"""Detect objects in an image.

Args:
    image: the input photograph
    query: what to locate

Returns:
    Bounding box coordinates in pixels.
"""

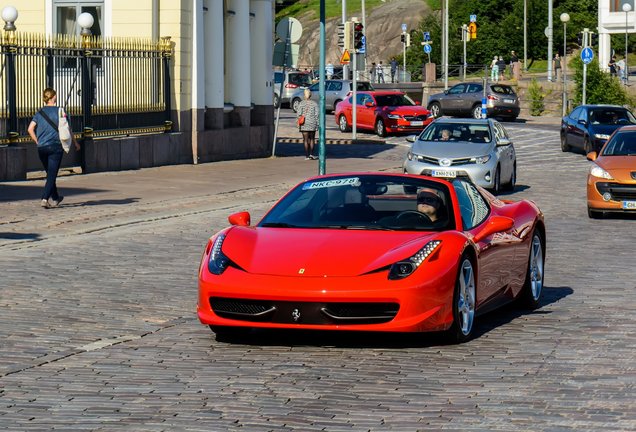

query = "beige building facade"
[4,0,275,166]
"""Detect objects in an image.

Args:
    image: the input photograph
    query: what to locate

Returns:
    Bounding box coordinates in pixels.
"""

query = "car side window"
[449,84,466,94]
[452,179,490,230]
[579,109,588,123]
[356,94,365,105]
[310,83,319,91]
[569,107,582,120]
[493,122,509,141]
[467,84,482,93]
[330,81,342,91]
[362,94,374,105]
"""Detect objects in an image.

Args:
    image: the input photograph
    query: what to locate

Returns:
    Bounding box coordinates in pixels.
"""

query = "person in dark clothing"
[609,55,618,76]
[496,56,506,81]
[27,88,80,208]
[390,59,398,83]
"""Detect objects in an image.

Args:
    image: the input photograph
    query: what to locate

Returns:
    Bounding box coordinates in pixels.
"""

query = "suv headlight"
[589,163,613,179]
[389,240,441,280]
[387,114,402,119]
[594,133,610,140]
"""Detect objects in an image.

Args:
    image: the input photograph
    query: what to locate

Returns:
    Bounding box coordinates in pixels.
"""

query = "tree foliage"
[571,57,633,106]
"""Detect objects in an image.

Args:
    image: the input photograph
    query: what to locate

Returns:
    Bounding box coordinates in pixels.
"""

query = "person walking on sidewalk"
[377,61,386,83]
[27,88,80,208]
[296,88,319,160]
[490,56,499,82]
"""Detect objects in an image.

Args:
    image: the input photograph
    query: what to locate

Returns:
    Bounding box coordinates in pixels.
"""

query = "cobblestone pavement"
[1,116,635,431]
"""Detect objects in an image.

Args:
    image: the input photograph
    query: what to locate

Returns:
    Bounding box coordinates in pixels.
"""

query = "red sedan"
[335,91,433,137]
[198,173,546,344]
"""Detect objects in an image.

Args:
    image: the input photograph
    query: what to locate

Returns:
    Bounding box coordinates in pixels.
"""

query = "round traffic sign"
[276,17,302,43]
[424,44,431,54]
[581,47,594,64]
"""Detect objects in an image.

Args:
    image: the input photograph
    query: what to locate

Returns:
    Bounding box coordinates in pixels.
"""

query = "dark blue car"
[560,105,636,154]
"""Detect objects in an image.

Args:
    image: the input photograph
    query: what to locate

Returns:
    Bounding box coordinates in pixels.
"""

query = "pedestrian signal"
[468,22,477,40]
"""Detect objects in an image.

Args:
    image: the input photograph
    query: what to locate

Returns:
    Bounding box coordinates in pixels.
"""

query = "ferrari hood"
[222,227,439,277]
[412,140,493,160]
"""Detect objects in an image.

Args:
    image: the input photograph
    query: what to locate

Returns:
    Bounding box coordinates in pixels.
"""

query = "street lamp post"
[560,13,570,116]
[623,3,631,85]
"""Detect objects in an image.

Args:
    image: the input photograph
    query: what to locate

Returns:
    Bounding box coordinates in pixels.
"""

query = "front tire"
[583,136,593,155]
[375,118,387,137]
[338,114,350,132]
[428,102,441,118]
[503,163,516,191]
[446,256,477,343]
[560,132,570,152]
[518,231,545,310]
[491,165,501,194]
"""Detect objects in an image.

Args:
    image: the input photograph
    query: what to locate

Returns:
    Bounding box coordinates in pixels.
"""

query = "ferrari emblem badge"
[298,268,305,274]
[292,309,301,322]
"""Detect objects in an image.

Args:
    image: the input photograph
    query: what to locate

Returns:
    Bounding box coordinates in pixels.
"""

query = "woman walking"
[27,88,79,208]
[490,56,499,82]
[296,88,320,160]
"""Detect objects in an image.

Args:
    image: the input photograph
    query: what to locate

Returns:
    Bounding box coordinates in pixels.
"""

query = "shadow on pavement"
[0,232,41,241]
[63,198,140,207]
[0,184,109,203]
[275,142,399,159]
[209,285,573,349]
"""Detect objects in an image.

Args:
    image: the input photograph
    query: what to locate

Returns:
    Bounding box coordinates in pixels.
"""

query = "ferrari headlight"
[473,155,491,164]
[388,240,441,280]
[594,133,610,140]
[208,233,230,275]
[387,114,402,119]
[589,163,614,180]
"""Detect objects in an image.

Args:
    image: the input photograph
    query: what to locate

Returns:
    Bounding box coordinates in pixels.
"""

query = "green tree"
[571,57,633,106]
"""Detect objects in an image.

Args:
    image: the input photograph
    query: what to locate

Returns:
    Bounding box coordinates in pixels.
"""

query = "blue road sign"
[423,31,430,41]
[424,44,431,54]
[359,35,366,54]
[470,14,477,23]
[581,47,594,64]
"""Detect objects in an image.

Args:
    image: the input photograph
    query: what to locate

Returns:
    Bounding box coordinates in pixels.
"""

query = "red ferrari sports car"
[198,173,545,343]
[334,91,433,137]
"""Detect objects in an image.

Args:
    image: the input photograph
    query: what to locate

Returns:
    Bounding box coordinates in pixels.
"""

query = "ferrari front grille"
[595,182,636,201]
[210,297,399,325]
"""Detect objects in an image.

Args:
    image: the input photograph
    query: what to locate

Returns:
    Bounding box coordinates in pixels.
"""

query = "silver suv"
[290,80,375,113]
[273,71,312,108]
[427,82,520,121]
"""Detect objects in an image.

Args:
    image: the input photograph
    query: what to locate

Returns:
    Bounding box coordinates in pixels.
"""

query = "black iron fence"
[0,31,173,145]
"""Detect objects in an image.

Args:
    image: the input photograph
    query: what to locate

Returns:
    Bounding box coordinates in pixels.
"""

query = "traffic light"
[401,34,405,43]
[353,21,364,51]
[406,33,411,47]
[468,22,477,40]
[577,32,583,46]
[591,32,598,46]
[337,23,345,48]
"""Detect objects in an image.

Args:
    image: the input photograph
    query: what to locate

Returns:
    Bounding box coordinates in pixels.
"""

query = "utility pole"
[547,0,553,82]
[462,24,468,81]
[583,29,589,105]
[342,0,348,80]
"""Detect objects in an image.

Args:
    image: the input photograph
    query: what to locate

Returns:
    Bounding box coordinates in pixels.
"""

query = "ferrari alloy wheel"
[448,256,476,343]
[471,104,483,119]
[375,118,387,137]
[338,115,350,132]
[560,132,570,152]
[519,231,545,309]
[428,102,441,118]
[292,98,301,113]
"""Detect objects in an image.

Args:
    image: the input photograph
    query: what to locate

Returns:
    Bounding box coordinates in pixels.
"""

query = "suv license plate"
[621,200,636,209]
[432,170,457,178]
[410,121,423,126]
[504,98,515,103]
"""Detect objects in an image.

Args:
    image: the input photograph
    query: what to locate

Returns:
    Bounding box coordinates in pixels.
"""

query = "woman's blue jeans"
[37,145,63,201]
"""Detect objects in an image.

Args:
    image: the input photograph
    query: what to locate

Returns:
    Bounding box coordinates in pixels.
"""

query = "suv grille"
[595,182,636,201]
[415,155,474,166]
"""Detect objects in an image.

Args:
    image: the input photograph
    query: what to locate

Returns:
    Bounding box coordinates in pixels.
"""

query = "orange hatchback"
[586,126,636,218]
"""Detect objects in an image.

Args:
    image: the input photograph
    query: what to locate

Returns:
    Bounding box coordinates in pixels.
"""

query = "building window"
[610,0,632,12]
[54,1,103,37]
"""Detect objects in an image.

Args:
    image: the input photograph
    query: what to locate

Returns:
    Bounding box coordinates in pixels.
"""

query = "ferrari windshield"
[259,175,454,231]
[602,131,636,156]
[375,94,416,107]
[419,122,492,143]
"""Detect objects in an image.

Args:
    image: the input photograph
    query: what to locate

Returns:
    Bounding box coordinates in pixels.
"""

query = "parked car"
[586,126,636,218]
[560,104,636,154]
[197,172,546,344]
[273,70,312,107]
[403,118,516,194]
[427,82,520,121]
[335,91,433,137]
[290,80,375,113]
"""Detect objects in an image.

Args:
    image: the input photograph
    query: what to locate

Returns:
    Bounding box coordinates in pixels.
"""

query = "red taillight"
[285,83,299,88]
[487,95,499,101]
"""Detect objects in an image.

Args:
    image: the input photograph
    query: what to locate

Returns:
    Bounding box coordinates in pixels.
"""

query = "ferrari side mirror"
[472,216,514,243]
[228,211,251,226]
